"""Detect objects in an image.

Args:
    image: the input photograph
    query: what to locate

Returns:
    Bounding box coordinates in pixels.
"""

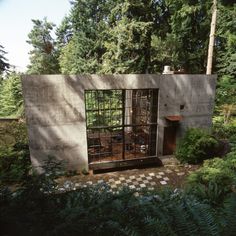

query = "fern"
[221,193,236,235]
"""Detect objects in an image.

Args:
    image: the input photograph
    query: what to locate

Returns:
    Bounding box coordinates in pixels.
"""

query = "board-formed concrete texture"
[21,74,216,172]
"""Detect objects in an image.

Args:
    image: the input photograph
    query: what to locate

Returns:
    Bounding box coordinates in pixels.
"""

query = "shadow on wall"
[21,74,216,172]
[22,74,163,172]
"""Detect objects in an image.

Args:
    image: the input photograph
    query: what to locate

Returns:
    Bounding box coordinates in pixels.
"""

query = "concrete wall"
[21,74,216,171]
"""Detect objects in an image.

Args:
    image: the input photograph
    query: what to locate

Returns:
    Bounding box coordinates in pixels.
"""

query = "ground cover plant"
[187,151,236,206]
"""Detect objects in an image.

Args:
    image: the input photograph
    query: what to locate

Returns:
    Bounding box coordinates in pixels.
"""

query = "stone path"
[56,162,199,192]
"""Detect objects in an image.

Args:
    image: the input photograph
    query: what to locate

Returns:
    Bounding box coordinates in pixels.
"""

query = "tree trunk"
[206,0,217,75]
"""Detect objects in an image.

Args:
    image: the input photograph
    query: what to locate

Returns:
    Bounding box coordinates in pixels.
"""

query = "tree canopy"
[25,0,235,77]
[0,0,235,118]
[27,18,60,74]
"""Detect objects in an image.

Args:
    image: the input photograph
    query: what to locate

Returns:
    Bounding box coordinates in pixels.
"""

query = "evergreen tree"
[55,16,72,52]
[165,0,212,73]
[216,2,236,78]
[215,2,236,121]
[0,44,10,74]
[0,72,23,117]
[27,18,60,74]
[101,0,154,73]
[59,0,115,74]
[59,33,99,74]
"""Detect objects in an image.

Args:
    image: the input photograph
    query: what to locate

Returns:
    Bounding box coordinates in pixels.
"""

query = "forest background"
[0,0,235,123]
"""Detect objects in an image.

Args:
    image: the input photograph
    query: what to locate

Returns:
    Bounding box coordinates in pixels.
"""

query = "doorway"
[163,126,177,155]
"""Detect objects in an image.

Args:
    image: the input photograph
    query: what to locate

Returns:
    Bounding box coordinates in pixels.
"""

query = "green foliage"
[214,76,236,124]
[212,118,236,139]
[56,0,216,74]
[0,180,227,236]
[27,18,60,74]
[85,90,122,128]
[221,194,236,236]
[23,1,235,77]
[59,0,114,74]
[0,121,30,184]
[175,128,219,164]
[0,44,10,74]
[165,0,212,73]
[187,153,236,205]
[102,0,154,73]
[216,3,236,78]
[212,117,236,152]
[214,3,236,121]
[0,72,23,117]
[59,33,99,74]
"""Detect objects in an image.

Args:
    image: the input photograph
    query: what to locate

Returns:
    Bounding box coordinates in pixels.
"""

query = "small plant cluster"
[0,121,30,184]
[187,151,236,205]
[175,128,219,164]
[212,120,236,151]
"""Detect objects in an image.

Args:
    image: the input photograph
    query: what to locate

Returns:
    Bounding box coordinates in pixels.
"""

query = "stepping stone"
[129,185,135,189]
[86,181,93,185]
[156,175,162,179]
[150,182,156,186]
[160,181,167,185]
[140,183,146,188]
[143,180,149,184]
[115,180,121,184]
[119,177,125,181]
[149,173,155,176]
[165,169,173,173]
[108,178,115,182]
[137,178,142,181]
[139,174,145,177]
[163,177,169,181]
[75,183,81,187]
[148,187,154,191]
[158,172,165,175]
[133,181,139,185]
[126,179,132,183]
[97,180,104,183]
[146,176,152,180]
[177,172,185,176]
[130,176,136,179]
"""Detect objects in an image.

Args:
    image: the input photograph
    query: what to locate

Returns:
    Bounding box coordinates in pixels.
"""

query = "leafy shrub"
[0,182,224,236]
[175,128,219,164]
[0,121,30,184]
[1,154,236,236]
[212,119,236,140]
[187,153,236,205]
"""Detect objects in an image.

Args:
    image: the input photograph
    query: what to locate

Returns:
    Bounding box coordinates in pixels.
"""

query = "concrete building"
[21,74,216,172]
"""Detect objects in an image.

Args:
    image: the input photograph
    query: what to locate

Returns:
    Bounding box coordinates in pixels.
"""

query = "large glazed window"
[85,89,158,164]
